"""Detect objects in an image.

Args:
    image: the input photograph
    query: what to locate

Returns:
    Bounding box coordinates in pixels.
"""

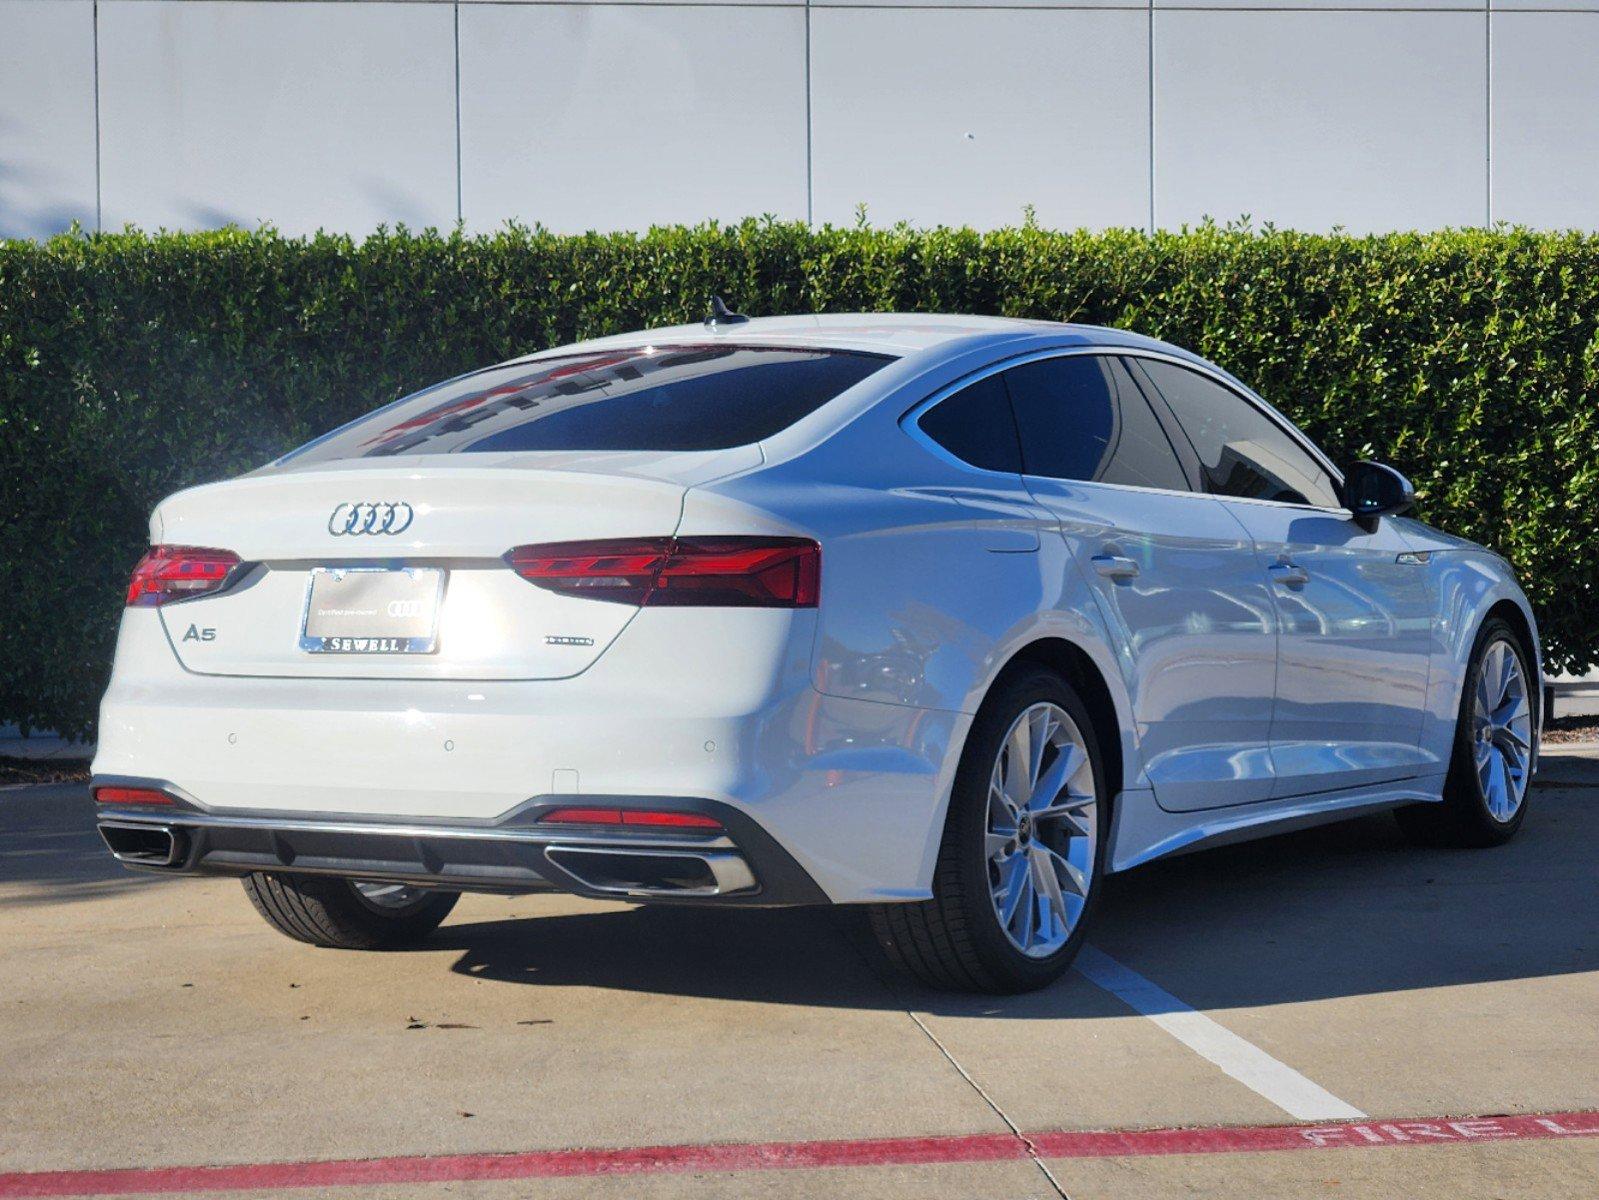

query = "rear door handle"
[1092,554,1140,580]
[1268,562,1309,587]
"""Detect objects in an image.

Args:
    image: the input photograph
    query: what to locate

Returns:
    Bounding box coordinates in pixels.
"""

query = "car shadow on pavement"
[0,783,178,907]
[429,778,1599,1020]
[8,774,1596,1020]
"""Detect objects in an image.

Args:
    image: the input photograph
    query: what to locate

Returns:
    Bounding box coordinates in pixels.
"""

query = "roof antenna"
[704,295,750,327]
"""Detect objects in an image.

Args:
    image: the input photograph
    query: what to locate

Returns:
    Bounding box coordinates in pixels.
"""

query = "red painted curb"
[3,1112,1596,1197]
[1029,1112,1599,1158]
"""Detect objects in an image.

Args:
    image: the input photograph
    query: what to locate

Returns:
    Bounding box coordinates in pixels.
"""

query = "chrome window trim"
[900,345,1349,513]
[1209,492,1352,518]
[898,362,1027,482]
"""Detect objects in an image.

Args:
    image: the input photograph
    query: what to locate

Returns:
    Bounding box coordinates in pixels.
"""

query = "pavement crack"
[830,912,1070,1199]
[903,1007,1072,1200]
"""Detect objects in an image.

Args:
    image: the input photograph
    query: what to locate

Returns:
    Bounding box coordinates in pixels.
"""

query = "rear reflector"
[506,537,818,608]
[620,810,726,830]
[538,806,724,831]
[93,786,174,806]
[538,806,623,826]
[126,545,241,607]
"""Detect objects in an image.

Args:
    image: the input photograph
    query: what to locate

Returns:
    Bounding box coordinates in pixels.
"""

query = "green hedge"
[2,221,1596,741]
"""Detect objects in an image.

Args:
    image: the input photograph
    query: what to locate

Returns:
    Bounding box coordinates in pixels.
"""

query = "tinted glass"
[1136,361,1340,508]
[280,344,893,463]
[917,374,1022,472]
[1004,355,1189,491]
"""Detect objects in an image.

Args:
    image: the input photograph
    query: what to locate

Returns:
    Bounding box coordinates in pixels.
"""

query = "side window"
[916,374,1022,473]
[1003,355,1190,492]
[1135,360,1341,509]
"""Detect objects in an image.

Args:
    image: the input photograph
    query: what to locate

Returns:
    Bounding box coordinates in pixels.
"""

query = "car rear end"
[90,339,894,907]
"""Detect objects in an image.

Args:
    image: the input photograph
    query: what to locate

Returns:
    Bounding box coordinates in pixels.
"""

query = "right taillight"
[506,537,819,608]
[125,545,241,607]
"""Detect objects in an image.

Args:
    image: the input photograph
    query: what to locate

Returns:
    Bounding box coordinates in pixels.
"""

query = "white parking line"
[1076,945,1366,1122]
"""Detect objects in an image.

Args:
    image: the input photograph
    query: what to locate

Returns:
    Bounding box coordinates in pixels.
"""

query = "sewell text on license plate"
[299,567,445,654]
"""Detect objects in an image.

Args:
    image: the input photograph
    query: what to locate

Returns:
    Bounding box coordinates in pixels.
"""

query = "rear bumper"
[93,781,829,906]
[92,607,969,902]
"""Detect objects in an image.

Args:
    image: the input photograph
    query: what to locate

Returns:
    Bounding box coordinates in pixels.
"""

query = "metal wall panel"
[459,3,807,232]
[814,0,1136,9]
[810,8,1150,229]
[98,0,457,235]
[1154,10,1487,233]
[1491,12,1599,229]
[0,0,97,238]
[462,0,792,6]
[1156,0,1467,10]
[1492,0,1598,12]
[6,0,1599,237]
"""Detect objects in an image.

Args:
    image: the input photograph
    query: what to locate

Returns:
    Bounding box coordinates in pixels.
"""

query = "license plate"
[299,568,445,654]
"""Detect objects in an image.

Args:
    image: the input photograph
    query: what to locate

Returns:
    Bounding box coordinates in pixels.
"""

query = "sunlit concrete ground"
[2,753,1595,1198]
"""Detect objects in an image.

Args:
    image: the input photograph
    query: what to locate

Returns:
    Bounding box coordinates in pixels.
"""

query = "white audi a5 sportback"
[92,311,1541,993]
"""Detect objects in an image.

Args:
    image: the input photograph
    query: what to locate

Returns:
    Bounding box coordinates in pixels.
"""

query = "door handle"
[1268,562,1309,587]
[1092,554,1140,580]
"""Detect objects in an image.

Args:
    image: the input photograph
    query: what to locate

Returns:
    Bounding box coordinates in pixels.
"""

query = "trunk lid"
[151,449,758,680]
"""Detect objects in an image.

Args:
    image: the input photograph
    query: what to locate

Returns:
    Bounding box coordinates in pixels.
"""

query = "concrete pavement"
[2,754,1595,1198]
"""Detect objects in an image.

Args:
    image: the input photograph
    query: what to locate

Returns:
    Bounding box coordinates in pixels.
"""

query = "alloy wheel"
[985,702,1098,958]
[1471,638,1533,822]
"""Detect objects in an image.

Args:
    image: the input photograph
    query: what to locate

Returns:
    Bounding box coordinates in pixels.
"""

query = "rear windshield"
[279,343,894,463]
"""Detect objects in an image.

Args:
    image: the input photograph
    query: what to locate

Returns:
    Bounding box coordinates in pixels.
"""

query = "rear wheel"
[242,873,459,949]
[1395,617,1535,848]
[869,668,1108,993]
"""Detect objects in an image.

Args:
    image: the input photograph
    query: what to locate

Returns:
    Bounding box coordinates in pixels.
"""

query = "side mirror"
[1341,461,1415,531]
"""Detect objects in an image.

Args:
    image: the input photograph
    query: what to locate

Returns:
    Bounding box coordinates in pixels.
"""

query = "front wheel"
[1395,617,1535,848]
[870,667,1108,993]
[242,873,459,949]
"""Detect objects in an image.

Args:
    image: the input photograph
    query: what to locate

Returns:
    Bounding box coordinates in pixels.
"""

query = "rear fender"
[683,472,1139,894]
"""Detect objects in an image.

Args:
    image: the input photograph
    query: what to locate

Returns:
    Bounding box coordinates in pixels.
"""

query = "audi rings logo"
[327,501,415,537]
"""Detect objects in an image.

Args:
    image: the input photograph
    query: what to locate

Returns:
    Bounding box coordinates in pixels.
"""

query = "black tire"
[1395,617,1535,849]
[869,667,1110,993]
[242,873,459,949]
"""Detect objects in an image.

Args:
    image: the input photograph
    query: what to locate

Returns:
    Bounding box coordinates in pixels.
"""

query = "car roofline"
[481,315,1209,366]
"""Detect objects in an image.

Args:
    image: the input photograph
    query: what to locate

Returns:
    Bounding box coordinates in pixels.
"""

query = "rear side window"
[916,374,1022,473]
[1134,360,1341,508]
[1004,355,1190,492]
[279,344,893,463]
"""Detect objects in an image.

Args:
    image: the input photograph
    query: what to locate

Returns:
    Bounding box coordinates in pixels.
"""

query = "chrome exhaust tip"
[544,846,757,898]
[98,821,186,868]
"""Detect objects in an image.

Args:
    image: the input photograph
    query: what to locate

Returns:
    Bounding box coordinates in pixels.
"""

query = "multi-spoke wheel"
[1397,618,1536,848]
[985,703,1098,959]
[242,873,459,949]
[1469,637,1534,821]
[870,667,1107,992]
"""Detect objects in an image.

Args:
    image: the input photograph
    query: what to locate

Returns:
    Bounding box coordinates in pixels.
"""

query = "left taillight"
[125,545,241,607]
[505,537,819,608]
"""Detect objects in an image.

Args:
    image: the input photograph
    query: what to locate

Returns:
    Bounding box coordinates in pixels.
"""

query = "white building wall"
[97,1,459,233]
[458,4,810,230]
[0,1,98,236]
[1,0,1597,239]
